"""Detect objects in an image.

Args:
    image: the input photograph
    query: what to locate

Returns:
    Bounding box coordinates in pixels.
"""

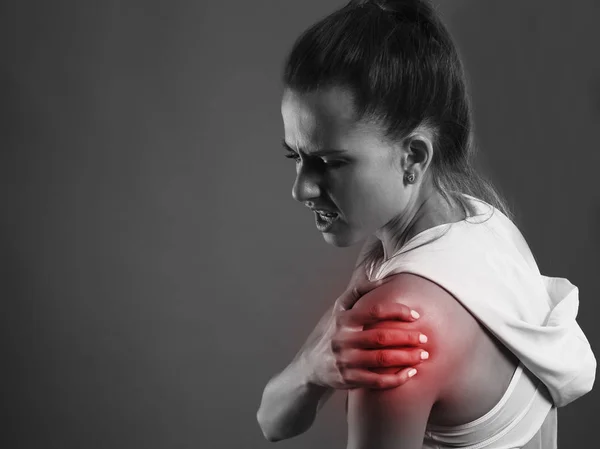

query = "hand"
[298,274,427,391]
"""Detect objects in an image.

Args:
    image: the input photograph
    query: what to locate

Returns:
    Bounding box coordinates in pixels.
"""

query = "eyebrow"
[281,139,348,157]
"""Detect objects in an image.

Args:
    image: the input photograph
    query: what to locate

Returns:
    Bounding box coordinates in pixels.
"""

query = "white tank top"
[423,362,556,448]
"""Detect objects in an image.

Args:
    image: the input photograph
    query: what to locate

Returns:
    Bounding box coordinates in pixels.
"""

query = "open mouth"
[314,210,340,231]
[316,210,338,219]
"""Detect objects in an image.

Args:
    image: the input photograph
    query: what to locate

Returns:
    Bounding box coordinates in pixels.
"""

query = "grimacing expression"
[281,86,413,247]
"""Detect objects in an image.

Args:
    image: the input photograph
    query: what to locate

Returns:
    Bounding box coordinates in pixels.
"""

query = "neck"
[374,188,464,261]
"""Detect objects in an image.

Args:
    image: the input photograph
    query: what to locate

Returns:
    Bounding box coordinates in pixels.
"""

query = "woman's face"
[281,86,412,247]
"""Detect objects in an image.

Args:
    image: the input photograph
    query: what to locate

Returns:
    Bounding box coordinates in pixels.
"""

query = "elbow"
[260,430,283,443]
[256,409,311,442]
[256,409,285,443]
[263,434,284,443]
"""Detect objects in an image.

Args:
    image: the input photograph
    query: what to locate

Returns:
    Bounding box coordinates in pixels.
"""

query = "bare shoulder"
[352,272,520,425]
[352,272,484,396]
[345,272,486,448]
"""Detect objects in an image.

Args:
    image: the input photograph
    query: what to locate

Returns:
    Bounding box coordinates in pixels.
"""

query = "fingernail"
[421,351,429,360]
[419,334,428,343]
[411,310,420,319]
[408,368,417,377]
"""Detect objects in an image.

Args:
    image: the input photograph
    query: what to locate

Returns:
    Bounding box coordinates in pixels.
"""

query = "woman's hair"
[282,0,514,270]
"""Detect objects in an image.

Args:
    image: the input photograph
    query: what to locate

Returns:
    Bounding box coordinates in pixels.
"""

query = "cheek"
[333,177,397,226]
[351,172,402,213]
[331,174,373,214]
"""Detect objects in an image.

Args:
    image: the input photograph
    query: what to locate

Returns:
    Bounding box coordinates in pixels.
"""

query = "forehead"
[281,86,363,148]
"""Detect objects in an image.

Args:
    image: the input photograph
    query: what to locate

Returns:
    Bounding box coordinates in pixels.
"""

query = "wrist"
[293,353,323,391]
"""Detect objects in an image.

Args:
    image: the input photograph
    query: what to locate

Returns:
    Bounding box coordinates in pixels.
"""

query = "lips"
[308,206,337,214]
[314,210,338,217]
[314,209,340,232]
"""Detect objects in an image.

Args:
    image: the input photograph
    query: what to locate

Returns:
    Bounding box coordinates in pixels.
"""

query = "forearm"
[257,357,332,442]
[257,237,374,442]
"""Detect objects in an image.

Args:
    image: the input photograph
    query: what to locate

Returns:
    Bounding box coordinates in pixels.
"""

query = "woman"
[257,1,596,448]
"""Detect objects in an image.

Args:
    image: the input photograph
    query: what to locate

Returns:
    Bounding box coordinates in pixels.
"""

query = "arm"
[256,354,333,442]
[257,293,423,442]
[257,238,420,442]
[256,301,337,442]
[257,237,379,441]
[347,375,436,449]
[346,273,471,449]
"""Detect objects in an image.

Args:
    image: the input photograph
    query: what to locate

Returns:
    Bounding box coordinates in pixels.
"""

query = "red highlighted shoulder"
[352,273,479,391]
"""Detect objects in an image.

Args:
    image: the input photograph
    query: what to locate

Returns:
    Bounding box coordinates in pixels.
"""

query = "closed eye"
[284,151,301,162]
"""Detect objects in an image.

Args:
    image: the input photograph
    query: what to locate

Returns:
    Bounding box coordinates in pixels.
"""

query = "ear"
[403,131,434,180]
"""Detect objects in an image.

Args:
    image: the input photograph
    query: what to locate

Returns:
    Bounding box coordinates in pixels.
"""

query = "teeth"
[317,211,337,218]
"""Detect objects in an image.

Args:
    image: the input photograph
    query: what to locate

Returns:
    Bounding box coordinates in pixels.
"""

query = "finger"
[341,348,427,369]
[342,366,418,390]
[338,302,419,327]
[341,328,427,349]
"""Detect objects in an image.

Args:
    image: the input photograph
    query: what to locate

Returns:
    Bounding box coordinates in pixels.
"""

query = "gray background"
[1,0,598,448]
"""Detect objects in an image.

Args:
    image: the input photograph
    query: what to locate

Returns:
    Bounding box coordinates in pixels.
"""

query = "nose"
[291,165,322,203]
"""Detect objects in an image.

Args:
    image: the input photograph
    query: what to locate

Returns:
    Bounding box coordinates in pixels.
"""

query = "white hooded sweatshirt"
[365,194,596,408]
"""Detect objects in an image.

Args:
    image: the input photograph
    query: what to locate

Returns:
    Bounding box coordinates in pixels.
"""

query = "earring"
[405,172,416,184]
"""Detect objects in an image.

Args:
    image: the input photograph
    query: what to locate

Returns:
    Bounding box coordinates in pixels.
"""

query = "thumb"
[335,287,362,311]
[336,277,388,311]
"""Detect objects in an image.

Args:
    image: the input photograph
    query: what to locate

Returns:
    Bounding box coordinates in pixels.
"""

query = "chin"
[322,230,361,247]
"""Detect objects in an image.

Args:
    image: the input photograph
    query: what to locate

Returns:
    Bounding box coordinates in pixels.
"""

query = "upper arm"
[346,273,477,449]
[347,376,435,449]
